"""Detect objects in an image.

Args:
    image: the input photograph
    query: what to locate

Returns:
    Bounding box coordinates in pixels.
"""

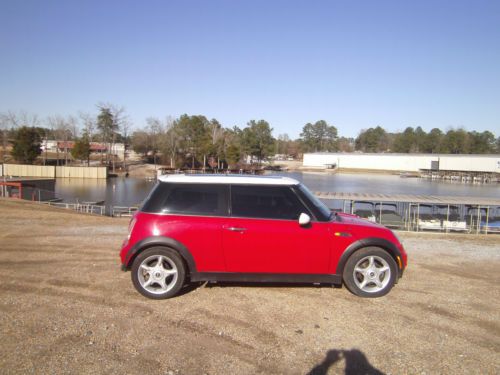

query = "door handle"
[226,227,247,232]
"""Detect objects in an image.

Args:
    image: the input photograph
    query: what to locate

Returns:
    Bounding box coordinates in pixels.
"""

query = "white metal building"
[302,153,500,173]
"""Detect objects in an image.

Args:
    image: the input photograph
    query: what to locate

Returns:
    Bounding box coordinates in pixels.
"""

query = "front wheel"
[131,247,186,299]
[343,247,397,298]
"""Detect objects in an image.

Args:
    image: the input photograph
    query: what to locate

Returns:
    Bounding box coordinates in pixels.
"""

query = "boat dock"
[314,192,500,206]
[0,177,56,201]
[315,191,500,234]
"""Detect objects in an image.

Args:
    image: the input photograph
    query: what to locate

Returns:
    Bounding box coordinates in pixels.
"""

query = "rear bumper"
[119,239,132,271]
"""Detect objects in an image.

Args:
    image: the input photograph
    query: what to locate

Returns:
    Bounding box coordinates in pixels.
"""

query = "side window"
[141,183,228,216]
[162,184,228,216]
[231,185,309,220]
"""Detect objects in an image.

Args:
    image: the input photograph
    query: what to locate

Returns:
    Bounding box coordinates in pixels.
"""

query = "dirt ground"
[0,199,499,375]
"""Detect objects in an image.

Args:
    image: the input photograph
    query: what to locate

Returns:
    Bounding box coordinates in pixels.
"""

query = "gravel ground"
[0,199,499,375]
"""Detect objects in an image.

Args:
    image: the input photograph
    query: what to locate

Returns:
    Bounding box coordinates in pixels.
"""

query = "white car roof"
[157,174,300,185]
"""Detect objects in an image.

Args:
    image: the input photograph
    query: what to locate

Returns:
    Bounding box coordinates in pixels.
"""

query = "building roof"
[304,152,500,158]
[158,174,300,185]
[56,141,107,151]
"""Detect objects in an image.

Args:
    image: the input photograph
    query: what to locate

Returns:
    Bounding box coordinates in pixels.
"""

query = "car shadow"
[176,281,205,297]
[307,349,384,375]
[202,281,343,289]
[174,281,343,298]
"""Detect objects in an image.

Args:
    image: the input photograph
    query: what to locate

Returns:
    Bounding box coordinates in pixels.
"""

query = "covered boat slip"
[315,191,500,234]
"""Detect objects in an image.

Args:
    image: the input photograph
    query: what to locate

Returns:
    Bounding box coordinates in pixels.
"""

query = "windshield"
[298,183,332,220]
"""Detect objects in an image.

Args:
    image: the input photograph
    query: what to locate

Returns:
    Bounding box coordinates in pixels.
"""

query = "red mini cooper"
[120,175,407,299]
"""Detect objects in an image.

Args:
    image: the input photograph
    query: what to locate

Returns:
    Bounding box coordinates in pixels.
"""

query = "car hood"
[334,212,386,229]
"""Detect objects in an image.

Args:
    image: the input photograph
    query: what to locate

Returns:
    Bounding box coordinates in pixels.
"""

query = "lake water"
[54,172,500,208]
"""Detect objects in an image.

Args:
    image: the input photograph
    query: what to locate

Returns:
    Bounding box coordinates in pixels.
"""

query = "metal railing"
[112,206,139,217]
[41,201,106,215]
[1,184,59,203]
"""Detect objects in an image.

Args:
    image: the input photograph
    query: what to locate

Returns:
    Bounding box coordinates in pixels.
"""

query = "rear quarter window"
[141,183,228,216]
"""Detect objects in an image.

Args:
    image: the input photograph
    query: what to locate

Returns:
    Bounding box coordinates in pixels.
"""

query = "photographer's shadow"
[308,348,384,375]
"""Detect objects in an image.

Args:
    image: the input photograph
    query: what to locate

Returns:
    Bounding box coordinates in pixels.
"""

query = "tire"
[342,247,397,298]
[131,247,186,299]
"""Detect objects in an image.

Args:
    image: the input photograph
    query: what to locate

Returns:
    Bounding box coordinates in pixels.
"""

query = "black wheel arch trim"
[336,237,403,277]
[124,236,197,273]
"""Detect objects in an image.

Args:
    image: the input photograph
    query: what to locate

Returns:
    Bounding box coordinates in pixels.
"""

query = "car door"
[222,185,331,274]
[151,183,229,272]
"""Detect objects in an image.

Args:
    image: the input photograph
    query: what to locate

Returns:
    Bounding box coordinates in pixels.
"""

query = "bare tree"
[6,110,40,128]
[96,103,127,173]
[79,112,96,140]
[163,116,180,168]
[121,117,131,172]
[47,115,75,166]
[67,115,78,136]
[209,119,224,146]
[275,133,290,155]
[208,119,225,168]
[137,116,181,169]
[0,113,9,163]
[146,117,163,170]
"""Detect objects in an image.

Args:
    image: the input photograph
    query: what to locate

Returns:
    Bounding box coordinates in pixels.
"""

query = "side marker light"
[334,232,352,237]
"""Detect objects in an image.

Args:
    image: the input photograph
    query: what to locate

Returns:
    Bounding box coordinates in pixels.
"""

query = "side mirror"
[299,213,311,226]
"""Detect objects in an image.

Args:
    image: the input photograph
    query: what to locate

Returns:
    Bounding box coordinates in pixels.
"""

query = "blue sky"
[1,0,499,138]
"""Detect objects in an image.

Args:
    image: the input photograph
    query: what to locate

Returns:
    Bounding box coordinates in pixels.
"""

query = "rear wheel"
[131,247,186,299]
[343,247,397,298]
